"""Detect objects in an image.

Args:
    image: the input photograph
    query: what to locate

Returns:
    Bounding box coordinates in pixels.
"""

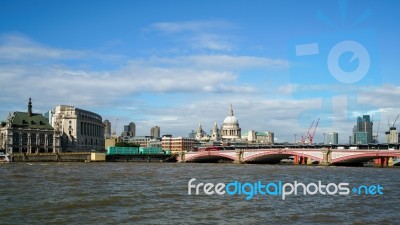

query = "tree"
[115,142,140,147]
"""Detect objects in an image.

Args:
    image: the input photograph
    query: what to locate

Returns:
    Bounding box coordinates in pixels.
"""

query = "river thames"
[0,163,399,224]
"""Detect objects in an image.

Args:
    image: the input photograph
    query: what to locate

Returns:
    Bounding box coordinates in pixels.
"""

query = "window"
[31,134,36,145]
[22,133,28,145]
[13,133,19,144]
[39,134,45,145]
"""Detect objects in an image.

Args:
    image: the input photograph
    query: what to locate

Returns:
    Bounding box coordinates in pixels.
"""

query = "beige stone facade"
[52,105,104,152]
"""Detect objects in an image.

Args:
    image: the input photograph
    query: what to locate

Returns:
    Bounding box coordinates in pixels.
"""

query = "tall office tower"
[353,115,373,144]
[150,126,160,138]
[123,122,136,137]
[103,120,111,138]
[326,132,339,144]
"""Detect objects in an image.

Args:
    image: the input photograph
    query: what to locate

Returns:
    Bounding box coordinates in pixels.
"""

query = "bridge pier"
[321,148,332,166]
[178,151,185,163]
[234,149,244,164]
[388,157,394,166]
[293,155,299,165]
[374,157,393,167]
[294,156,310,165]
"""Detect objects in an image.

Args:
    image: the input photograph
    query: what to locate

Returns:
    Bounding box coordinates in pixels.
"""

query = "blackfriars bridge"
[178,145,400,166]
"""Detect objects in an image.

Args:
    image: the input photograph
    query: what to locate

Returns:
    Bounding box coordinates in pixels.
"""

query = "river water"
[0,163,399,224]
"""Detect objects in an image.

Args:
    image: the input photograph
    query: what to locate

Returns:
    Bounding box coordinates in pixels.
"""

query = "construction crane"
[308,118,320,144]
[387,114,400,131]
[301,120,315,144]
[112,118,118,136]
[392,114,399,128]
[373,121,380,143]
[385,114,399,143]
[300,119,319,144]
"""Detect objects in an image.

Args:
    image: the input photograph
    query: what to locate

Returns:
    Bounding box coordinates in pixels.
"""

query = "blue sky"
[1,0,400,143]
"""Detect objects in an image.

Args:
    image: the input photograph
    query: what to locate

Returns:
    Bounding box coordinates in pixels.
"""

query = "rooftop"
[10,112,53,130]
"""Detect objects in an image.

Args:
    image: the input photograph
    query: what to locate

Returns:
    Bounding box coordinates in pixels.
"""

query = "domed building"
[221,104,241,140]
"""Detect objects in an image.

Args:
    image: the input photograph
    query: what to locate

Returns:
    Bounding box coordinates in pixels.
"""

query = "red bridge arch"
[333,152,400,164]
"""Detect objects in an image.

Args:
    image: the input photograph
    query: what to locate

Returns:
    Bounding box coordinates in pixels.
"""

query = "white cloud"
[277,84,293,95]
[0,34,125,63]
[0,34,86,61]
[189,34,233,51]
[146,54,288,70]
[1,34,289,116]
[150,20,235,34]
[149,20,237,52]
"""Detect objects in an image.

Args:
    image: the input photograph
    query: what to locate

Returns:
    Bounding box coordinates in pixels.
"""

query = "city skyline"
[1,0,400,142]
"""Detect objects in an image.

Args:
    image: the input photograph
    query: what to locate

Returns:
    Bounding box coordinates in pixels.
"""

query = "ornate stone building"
[51,105,105,152]
[0,98,61,154]
[210,122,221,141]
[194,123,210,141]
[221,104,241,140]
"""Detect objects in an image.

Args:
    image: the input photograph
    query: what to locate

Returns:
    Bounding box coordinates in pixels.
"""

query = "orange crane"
[308,118,320,144]
[301,120,315,144]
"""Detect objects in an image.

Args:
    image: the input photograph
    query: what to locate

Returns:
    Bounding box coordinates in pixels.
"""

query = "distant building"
[162,136,194,153]
[246,130,274,144]
[188,130,195,139]
[121,136,153,147]
[150,126,160,138]
[52,105,104,151]
[385,127,398,144]
[326,132,339,144]
[148,138,162,148]
[221,104,241,140]
[43,110,54,124]
[210,122,221,141]
[352,115,373,144]
[103,120,111,138]
[105,137,117,149]
[256,131,274,144]
[0,98,61,154]
[194,123,210,141]
[122,122,136,137]
[353,132,367,144]
[244,130,255,142]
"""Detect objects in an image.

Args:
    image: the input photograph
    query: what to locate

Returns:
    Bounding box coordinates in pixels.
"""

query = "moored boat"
[0,153,10,163]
